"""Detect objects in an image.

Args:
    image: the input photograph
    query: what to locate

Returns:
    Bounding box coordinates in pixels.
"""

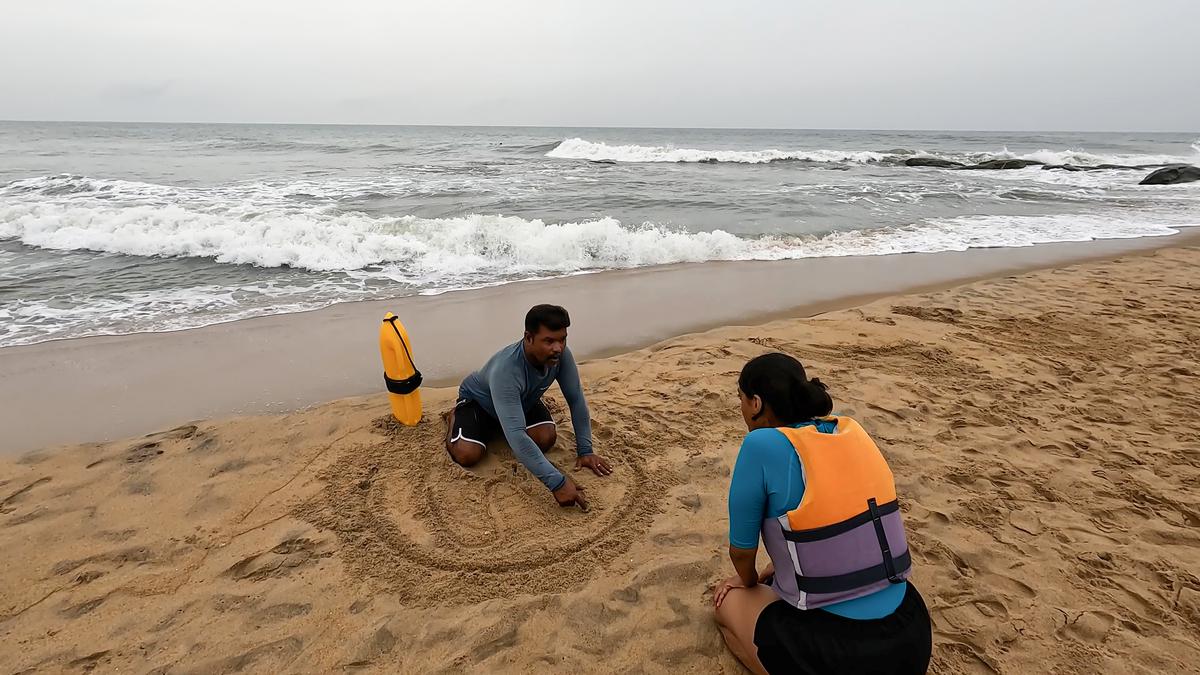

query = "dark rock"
[1139,165,1200,185]
[1042,164,1084,172]
[904,157,963,168]
[964,159,1044,170]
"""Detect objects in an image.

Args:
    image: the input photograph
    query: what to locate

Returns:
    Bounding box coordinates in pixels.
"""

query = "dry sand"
[3,246,1200,673]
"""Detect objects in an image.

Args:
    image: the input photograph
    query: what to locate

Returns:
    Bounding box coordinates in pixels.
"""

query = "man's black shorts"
[449,397,554,449]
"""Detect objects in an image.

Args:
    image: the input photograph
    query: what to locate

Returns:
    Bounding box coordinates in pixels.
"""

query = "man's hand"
[553,475,589,511]
[575,453,612,477]
[713,575,747,609]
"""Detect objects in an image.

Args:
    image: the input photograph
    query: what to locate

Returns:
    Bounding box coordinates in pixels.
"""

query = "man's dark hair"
[525,304,571,334]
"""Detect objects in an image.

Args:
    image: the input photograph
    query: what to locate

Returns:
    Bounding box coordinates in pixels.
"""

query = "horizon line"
[2,118,1197,136]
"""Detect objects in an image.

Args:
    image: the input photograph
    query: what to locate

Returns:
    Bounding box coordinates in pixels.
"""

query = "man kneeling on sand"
[445,304,611,508]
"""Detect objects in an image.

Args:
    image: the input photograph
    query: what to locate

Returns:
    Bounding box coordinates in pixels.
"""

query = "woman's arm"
[714,544,760,608]
[729,545,759,587]
[720,430,773,597]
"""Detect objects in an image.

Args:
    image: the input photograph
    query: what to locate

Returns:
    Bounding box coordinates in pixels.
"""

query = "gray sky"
[3,0,1198,131]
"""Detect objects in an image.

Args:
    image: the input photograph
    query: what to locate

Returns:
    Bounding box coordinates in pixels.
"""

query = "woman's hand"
[713,575,747,609]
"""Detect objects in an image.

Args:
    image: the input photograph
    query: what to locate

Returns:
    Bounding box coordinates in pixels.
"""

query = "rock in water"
[1139,165,1200,185]
[965,159,1044,170]
[904,157,964,168]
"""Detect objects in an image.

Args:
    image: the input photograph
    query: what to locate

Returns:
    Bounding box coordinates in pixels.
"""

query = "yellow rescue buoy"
[379,312,422,425]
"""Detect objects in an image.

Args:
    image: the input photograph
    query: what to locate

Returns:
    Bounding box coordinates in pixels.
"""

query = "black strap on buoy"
[383,316,423,394]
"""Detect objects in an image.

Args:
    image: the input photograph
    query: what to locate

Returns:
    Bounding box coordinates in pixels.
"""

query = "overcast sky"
[3,1,1197,131]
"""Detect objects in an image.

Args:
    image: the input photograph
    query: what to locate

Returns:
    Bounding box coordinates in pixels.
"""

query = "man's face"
[525,325,567,367]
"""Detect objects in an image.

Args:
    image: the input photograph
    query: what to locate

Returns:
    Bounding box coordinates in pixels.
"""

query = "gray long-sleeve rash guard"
[458,341,593,491]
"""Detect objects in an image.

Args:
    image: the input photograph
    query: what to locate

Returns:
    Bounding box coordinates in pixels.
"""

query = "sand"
[3,246,1200,673]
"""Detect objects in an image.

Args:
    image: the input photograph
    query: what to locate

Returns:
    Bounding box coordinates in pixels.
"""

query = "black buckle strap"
[868,497,902,583]
[793,549,912,594]
[384,372,423,395]
[383,316,422,394]
[782,499,901,543]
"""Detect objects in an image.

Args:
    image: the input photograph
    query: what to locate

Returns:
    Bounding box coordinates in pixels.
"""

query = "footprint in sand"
[222,536,328,582]
[251,602,312,622]
[891,305,964,324]
[0,476,52,515]
[1057,609,1116,643]
[340,621,399,668]
[180,636,303,674]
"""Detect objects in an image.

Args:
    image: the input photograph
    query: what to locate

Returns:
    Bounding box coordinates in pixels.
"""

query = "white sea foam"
[547,138,1200,167]
[1,199,1187,282]
[546,138,888,164]
[987,147,1197,167]
[2,199,1191,347]
[3,167,1196,346]
[796,213,1183,257]
[0,282,362,347]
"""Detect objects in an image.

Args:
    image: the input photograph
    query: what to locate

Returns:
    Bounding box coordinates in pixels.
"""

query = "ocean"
[1,122,1197,347]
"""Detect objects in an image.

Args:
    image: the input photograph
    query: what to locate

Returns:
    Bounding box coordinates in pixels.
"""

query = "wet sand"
[2,230,1198,454]
[2,243,1199,673]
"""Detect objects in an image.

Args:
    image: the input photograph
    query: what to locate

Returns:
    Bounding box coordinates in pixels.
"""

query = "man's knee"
[448,441,484,467]
[527,423,557,452]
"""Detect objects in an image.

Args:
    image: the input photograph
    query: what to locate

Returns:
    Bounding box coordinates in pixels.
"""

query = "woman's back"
[728,421,907,620]
[713,352,931,675]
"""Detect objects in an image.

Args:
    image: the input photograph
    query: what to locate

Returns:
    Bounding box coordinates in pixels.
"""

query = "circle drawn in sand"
[296,407,669,606]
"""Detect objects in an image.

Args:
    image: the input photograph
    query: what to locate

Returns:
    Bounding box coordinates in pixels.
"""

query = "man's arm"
[556,347,593,457]
[491,376,566,492]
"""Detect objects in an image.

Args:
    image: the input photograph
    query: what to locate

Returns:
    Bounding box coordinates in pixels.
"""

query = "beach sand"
[3,246,1200,673]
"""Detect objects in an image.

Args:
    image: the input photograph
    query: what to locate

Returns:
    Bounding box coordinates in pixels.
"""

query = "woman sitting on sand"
[713,353,932,674]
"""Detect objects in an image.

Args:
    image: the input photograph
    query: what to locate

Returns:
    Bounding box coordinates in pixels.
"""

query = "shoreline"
[3,229,1199,454]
